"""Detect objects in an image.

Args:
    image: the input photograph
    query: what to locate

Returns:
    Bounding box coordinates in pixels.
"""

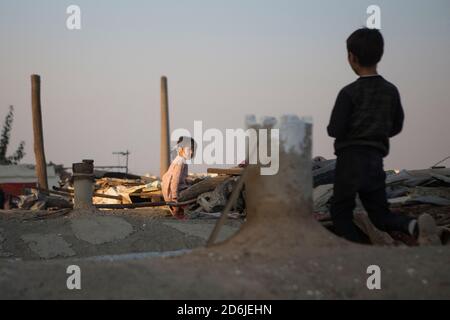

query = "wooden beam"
[207,167,244,176]
[52,187,123,201]
[95,198,196,209]
[31,75,48,190]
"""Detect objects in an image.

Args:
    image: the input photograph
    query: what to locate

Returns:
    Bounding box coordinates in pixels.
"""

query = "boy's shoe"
[417,214,441,246]
[173,213,188,220]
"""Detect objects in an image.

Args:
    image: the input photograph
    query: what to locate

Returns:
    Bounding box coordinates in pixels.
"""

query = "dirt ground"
[0,208,241,260]
[0,208,449,299]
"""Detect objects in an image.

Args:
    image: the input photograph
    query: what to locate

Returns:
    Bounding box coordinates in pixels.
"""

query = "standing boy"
[327,28,440,245]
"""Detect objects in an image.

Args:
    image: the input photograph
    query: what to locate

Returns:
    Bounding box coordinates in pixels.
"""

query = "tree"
[0,106,26,165]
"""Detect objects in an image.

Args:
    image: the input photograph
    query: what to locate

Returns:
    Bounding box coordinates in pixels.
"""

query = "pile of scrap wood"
[90,177,162,205]
[88,171,246,215]
[313,164,450,245]
[15,172,163,210]
[14,167,246,217]
[17,188,72,211]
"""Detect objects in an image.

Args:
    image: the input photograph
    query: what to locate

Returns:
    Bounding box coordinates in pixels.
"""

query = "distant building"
[0,164,58,198]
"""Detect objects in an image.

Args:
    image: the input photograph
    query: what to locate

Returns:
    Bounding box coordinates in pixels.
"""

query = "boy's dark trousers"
[330,146,413,243]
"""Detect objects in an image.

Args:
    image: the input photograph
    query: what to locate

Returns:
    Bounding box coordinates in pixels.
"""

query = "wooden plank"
[95,198,196,209]
[51,187,123,201]
[207,167,244,176]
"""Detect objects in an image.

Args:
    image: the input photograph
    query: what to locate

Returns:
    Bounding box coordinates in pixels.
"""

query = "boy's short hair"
[177,136,197,151]
[347,28,384,67]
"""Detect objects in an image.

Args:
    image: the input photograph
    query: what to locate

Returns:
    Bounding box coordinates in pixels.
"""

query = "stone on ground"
[21,233,75,259]
[71,216,134,245]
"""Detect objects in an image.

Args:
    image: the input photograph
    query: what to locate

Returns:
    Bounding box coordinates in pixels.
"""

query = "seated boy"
[161,136,196,219]
[327,28,440,245]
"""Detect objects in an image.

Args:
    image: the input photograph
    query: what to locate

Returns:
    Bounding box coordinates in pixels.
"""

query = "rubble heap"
[313,161,450,245]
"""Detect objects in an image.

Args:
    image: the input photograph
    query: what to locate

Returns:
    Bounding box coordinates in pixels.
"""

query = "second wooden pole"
[31,74,48,190]
[160,76,170,178]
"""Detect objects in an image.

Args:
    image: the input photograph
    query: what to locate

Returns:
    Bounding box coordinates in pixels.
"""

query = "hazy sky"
[1,0,449,175]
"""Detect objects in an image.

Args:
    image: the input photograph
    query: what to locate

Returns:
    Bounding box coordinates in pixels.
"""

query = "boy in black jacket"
[327,28,440,245]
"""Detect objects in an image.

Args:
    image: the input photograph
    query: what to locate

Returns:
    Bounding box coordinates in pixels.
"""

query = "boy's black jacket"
[327,75,404,157]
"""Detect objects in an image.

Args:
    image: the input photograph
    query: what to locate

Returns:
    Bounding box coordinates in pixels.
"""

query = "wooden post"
[31,75,48,190]
[160,76,170,178]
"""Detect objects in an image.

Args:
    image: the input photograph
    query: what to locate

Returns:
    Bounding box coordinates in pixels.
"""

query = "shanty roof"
[0,164,58,188]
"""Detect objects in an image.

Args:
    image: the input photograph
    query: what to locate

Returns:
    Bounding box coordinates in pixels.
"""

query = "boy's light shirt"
[173,155,187,165]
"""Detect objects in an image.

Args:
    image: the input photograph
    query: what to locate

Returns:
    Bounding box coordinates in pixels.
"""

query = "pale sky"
[1,0,449,175]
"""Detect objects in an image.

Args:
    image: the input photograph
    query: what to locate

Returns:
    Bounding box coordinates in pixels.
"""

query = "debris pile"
[13,169,161,210]
[91,177,162,205]
[181,173,245,219]
[313,160,450,245]
[14,167,246,219]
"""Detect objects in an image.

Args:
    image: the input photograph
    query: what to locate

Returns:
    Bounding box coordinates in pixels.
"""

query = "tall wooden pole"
[160,76,170,178]
[31,75,48,190]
